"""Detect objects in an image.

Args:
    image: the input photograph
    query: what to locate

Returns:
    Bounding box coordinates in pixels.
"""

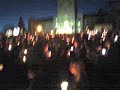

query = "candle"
[0,64,3,71]
[70,46,74,51]
[61,81,68,90]
[8,44,12,51]
[102,48,106,56]
[23,56,26,63]
[114,35,118,42]
[24,49,27,55]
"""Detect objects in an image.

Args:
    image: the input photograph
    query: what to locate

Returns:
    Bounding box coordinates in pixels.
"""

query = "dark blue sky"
[0,0,109,32]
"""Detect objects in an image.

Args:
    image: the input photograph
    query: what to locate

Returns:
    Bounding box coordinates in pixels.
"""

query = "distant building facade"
[28,0,120,34]
[28,17,54,34]
[28,0,83,34]
[55,0,75,34]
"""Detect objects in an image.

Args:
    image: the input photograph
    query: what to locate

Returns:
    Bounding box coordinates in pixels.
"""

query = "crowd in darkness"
[0,29,120,89]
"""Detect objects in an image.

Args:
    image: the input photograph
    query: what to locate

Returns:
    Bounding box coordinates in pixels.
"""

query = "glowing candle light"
[61,81,68,90]
[8,44,12,51]
[103,37,105,41]
[0,64,3,71]
[37,25,42,33]
[114,35,118,42]
[49,51,51,58]
[88,32,91,40]
[33,41,35,46]
[70,46,74,51]
[24,49,27,55]
[13,27,20,36]
[102,48,106,56]
[23,56,26,63]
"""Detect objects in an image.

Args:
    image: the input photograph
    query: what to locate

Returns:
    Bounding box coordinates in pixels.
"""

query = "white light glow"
[88,33,91,40]
[61,81,68,90]
[17,41,20,46]
[56,20,73,34]
[103,37,105,41]
[102,48,106,55]
[24,49,27,55]
[8,44,12,51]
[70,46,74,51]
[33,41,35,46]
[13,27,20,36]
[49,51,51,58]
[0,64,3,71]
[114,35,118,42]
[37,25,42,33]
[6,29,12,37]
[23,56,26,63]
[50,30,54,35]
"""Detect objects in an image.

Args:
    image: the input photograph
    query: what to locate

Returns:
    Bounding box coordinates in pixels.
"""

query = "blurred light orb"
[114,35,118,42]
[23,56,26,63]
[8,44,12,51]
[37,25,42,33]
[103,37,106,41]
[49,51,51,58]
[0,64,3,71]
[102,48,106,55]
[6,29,12,37]
[24,49,27,55]
[70,46,74,51]
[61,81,68,90]
[88,33,91,40]
[13,27,20,36]
[33,41,35,46]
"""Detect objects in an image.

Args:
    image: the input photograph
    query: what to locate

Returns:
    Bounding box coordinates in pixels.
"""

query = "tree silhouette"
[18,16,26,33]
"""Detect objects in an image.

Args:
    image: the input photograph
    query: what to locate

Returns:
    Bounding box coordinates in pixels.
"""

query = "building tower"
[108,0,120,12]
[107,0,120,31]
[56,0,76,34]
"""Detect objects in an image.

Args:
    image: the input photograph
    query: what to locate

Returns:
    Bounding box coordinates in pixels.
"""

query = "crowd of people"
[0,28,120,89]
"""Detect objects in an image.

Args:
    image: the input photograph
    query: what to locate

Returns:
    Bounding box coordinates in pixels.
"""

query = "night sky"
[0,0,109,32]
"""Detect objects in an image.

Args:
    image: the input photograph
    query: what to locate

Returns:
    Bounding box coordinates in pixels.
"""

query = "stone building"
[28,0,120,34]
[28,0,83,34]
